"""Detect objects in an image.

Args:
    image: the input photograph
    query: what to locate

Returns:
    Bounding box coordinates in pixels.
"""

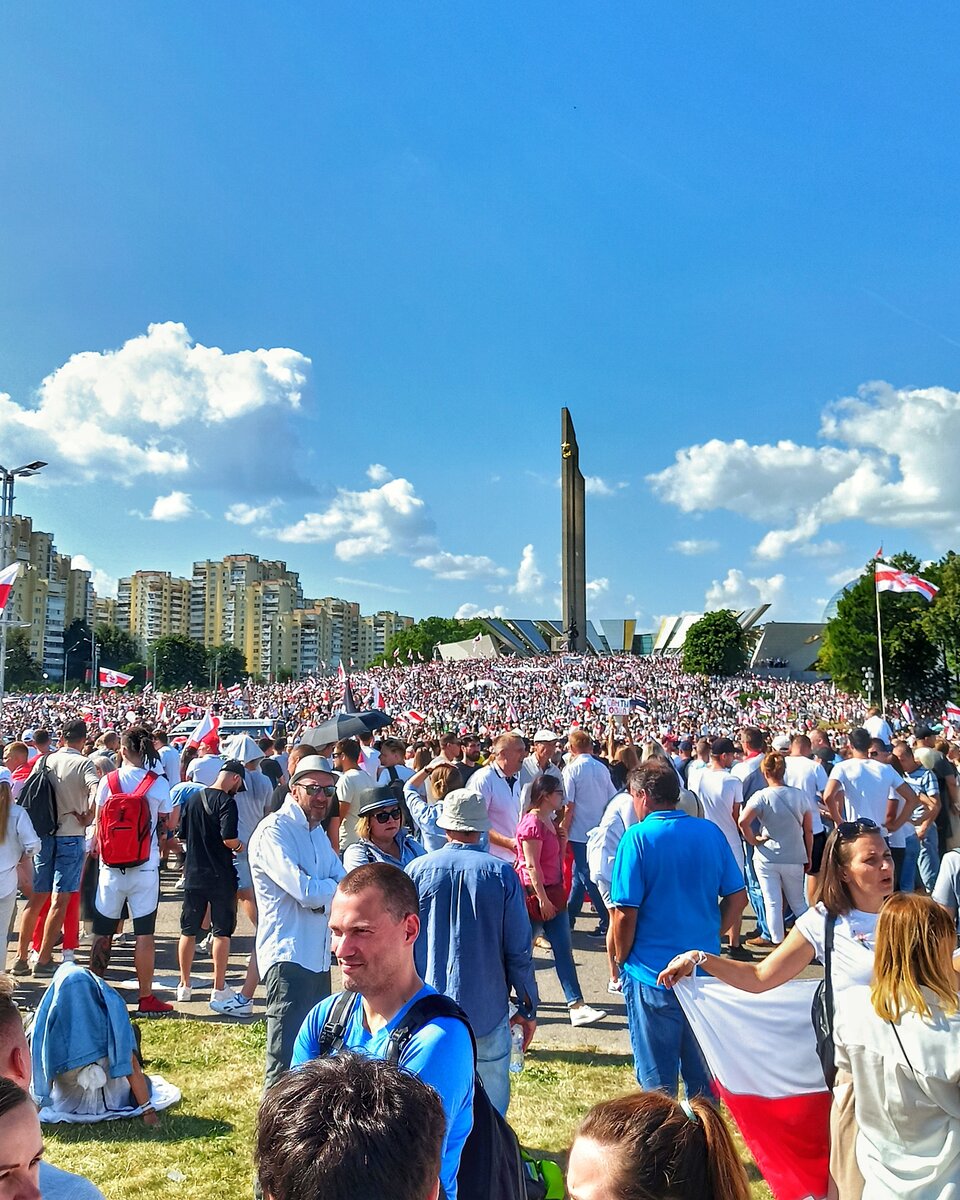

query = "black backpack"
[19,755,58,839]
[810,913,837,1088]
[317,991,535,1200]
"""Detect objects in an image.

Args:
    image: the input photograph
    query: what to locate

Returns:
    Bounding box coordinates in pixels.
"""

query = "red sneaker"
[137,994,174,1017]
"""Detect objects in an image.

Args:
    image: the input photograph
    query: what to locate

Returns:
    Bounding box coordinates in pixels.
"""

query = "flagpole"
[874,578,887,714]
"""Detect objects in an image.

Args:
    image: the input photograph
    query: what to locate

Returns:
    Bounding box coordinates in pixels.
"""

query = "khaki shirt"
[44,748,100,837]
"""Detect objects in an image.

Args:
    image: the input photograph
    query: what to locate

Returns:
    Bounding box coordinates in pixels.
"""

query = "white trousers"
[754,858,808,943]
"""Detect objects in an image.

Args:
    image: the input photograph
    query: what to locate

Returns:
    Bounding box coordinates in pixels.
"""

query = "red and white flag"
[0,561,20,613]
[337,659,347,682]
[944,703,960,724]
[875,564,939,602]
[98,667,133,688]
[506,701,519,726]
[187,708,220,748]
[405,709,425,723]
[370,685,385,711]
[900,700,915,725]
[227,683,244,701]
[675,976,830,1200]
[156,698,170,725]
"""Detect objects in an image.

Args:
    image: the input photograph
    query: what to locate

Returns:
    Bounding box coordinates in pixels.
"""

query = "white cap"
[532,729,559,743]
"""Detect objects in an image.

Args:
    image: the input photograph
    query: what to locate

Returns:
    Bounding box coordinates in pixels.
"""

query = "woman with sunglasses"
[516,774,606,1027]
[342,786,425,871]
[833,893,960,1199]
[658,818,894,1199]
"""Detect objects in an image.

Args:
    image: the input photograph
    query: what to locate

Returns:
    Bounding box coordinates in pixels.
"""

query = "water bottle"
[509,1023,525,1074]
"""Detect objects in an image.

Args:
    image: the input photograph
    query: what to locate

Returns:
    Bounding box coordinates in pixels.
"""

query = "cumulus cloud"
[225,500,281,526]
[0,322,310,485]
[366,464,393,484]
[455,603,508,619]
[705,569,786,612]
[413,552,510,582]
[586,577,610,596]
[70,554,118,598]
[147,491,200,521]
[273,477,435,560]
[673,538,720,556]
[510,544,546,601]
[584,476,628,497]
[650,383,960,558]
[333,576,410,596]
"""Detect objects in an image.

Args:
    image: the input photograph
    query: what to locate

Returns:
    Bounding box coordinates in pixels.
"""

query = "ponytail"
[121,726,160,769]
[0,781,10,846]
[689,1096,752,1200]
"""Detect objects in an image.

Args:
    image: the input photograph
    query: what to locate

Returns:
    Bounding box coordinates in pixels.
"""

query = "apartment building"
[116,570,191,654]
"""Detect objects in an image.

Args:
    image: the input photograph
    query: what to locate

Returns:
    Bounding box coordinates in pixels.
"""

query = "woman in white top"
[834,892,960,1199]
[737,752,812,944]
[0,781,40,971]
[659,819,894,1200]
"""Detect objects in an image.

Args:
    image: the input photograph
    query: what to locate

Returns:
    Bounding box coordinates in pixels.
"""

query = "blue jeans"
[567,840,608,932]
[621,973,712,1099]
[33,835,86,895]
[743,843,771,941]
[902,827,940,893]
[475,1016,511,1116]
[540,908,583,1006]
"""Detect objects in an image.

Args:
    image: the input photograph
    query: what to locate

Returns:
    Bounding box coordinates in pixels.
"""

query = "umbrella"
[301,709,393,746]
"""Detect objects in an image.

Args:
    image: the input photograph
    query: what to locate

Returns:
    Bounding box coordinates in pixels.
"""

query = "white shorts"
[96,865,161,921]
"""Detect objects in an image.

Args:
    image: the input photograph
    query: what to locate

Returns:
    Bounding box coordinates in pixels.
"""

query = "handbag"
[523,883,567,924]
[811,912,837,1088]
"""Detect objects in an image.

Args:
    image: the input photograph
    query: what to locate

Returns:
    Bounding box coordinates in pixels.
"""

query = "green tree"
[150,635,208,689]
[95,623,142,670]
[62,618,93,681]
[377,616,486,666]
[818,552,944,705]
[5,627,42,689]
[682,610,747,676]
[206,644,247,686]
[922,550,960,698]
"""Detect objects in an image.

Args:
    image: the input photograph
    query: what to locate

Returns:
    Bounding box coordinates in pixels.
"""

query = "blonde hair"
[0,782,11,846]
[568,729,593,753]
[871,893,959,1022]
[760,752,786,783]
[429,763,462,799]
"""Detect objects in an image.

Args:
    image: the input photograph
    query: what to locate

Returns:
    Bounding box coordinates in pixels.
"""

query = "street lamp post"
[0,461,48,698]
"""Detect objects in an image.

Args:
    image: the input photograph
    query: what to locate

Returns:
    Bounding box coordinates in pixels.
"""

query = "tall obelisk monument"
[561,408,587,653]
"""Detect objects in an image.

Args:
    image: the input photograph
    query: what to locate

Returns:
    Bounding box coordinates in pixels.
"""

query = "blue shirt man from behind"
[291,863,475,1200]
[406,787,538,1117]
[610,760,746,1099]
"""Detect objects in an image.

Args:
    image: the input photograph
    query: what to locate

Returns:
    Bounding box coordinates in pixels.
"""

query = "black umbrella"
[302,709,394,746]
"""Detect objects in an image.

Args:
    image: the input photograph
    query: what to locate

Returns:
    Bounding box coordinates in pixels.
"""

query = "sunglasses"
[836,818,880,839]
[298,784,336,797]
[373,807,403,824]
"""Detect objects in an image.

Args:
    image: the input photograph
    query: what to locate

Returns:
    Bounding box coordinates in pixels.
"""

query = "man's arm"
[887,781,918,832]
[611,905,637,967]
[501,872,539,1021]
[822,778,844,825]
[719,888,748,935]
[254,825,345,909]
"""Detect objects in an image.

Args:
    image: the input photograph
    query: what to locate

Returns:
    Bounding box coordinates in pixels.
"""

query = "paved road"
[10,869,820,1058]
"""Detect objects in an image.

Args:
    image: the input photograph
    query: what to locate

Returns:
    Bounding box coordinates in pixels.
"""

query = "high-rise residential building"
[116,570,191,654]
[358,610,414,665]
[95,596,117,626]
[1,515,94,680]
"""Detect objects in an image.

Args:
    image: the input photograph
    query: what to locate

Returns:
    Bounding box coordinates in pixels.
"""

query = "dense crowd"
[1,655,960,1200]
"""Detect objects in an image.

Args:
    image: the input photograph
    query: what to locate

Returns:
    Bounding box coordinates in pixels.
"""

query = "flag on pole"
[900,700,915,725]
[472,631,483,645]
[405,709,425,723]
[873,543,884,559]
[675,975,830,1200]
[393,647,401,660]
[98,667,134,688]
[342,678,359,714]
[371,685,385,710]
[506,702,519,726]
[0,561,20,613]
[156,698,170,725]
[874,565,939,602]
[944,703,960,724]
[337,659,347,682]
[188,708,220,748]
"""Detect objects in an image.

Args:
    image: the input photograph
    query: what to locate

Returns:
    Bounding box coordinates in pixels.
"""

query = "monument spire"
[561,407,587,653]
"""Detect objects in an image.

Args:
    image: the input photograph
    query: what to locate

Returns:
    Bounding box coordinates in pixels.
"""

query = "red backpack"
[98,770,158,869]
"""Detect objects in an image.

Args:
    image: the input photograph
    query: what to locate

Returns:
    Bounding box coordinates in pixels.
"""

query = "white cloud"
[333,576,410,596]
[586,577,610,596]
[0,322,310,485]
[650,383,960,558]
[147,491,199,521]
[273,477,435,560]
[413,552,510,582]
[510,544,546,601]
[454,603,508,619]
[225,500,281,526]
[366,464,393,484]
[705,569,786,612]
[70,554,118,598]
[584,476,628,497]
[827,565,865,588]
[673,538,720,556]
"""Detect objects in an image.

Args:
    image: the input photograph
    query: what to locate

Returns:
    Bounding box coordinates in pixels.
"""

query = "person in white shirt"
[822,727,916,834]
[0,782,39,972]
[357,730,381,779]
[333,739,368,852]
[862,705,894,747]
[783,733,830,901]
[185,738,225,786]
[834,892,960,1200]
[249,755,345,1090]
[562,730,617,937]
[692,738,750,959]
[152,730,182,788]
[466,734,526,864]
[519,731,564,794]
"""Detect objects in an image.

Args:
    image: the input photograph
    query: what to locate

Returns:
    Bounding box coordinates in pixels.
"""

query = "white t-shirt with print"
[793,901,878,991]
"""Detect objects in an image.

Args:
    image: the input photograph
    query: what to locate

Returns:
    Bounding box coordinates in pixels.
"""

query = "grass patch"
[44,1022,772,1199]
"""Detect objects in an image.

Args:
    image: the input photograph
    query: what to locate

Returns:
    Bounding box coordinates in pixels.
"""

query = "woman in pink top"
[516,775,605,1028]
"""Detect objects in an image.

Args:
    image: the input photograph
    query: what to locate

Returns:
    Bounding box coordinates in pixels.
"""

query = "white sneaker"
[606,978,622,994]
[174,877,186,891]
[27,950,39,968]
[570,1004,607,1028]
[210,991,253,1017]
[176,984,192,1002]
[198,933,213,954]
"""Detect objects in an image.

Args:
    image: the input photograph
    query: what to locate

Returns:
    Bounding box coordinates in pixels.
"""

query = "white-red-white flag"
[900,700,915,725]
[337,659,347,682]
[98,667,133,688]
[405,709,425,723]
[0,562,21,613]
[156,698,170,725]
[188,708,220,748]
[875,564,939,602]
[944,703,960,724]
[371,685,385,711]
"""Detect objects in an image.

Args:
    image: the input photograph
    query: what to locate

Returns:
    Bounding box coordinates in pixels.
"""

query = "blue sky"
[2,5,959,628]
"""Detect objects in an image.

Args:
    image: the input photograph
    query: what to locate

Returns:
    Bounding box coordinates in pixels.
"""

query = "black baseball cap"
[221,759,247,790]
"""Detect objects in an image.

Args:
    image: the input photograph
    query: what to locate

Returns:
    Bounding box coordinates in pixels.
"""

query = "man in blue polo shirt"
[291,863,474,1200]
[610,759,745,1097]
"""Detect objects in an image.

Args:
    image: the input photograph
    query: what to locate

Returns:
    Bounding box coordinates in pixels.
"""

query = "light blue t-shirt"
[291,984,474,1200]
[611,809,744,986]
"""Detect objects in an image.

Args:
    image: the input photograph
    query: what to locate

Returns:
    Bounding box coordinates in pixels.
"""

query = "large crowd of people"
[2,653,960,1200]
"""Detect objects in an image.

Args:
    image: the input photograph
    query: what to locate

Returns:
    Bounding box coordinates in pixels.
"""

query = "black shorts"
[91,903,157,937]
[180,887,237,939]
[806,830,828,875]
